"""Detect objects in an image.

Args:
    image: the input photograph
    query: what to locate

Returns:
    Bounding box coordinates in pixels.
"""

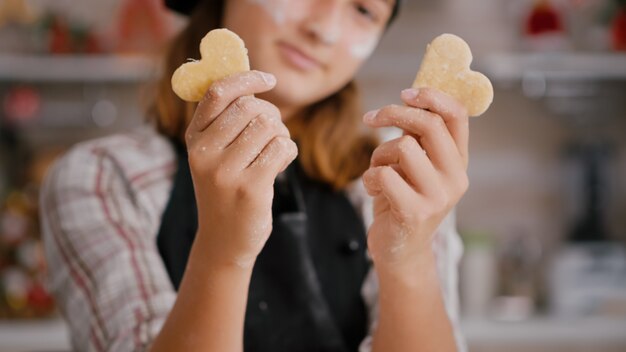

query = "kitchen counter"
[463,317,626,352]
[1,316,626,351]
[0,318,70,352]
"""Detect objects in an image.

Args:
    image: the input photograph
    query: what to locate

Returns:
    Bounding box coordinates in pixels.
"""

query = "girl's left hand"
[362,87,470,276]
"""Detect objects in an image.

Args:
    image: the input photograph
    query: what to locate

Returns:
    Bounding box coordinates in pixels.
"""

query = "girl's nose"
[301,0,343,46]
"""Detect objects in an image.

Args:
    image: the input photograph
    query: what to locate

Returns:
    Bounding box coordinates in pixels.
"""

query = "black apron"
[157,140,371,352]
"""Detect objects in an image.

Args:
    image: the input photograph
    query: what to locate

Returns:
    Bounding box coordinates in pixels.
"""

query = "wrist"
[193,229,258,271]
[374,249,438,289]
[176,231,255,298]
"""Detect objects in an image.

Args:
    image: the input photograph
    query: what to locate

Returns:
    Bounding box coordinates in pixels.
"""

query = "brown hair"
[149,0,379,190]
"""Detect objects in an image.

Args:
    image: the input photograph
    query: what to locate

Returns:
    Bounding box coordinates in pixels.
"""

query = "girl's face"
[223,0,394,117]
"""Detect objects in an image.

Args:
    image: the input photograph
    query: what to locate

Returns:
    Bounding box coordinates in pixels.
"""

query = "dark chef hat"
[165,0,402,24]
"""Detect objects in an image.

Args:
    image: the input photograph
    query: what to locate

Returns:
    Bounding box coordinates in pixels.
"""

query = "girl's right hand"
[185,70,298,268]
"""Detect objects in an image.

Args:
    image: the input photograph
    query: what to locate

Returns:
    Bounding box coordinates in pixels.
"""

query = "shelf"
[0,54,160,83]
[462,316,626,346]
[474,52,626,120]
[0,318,70,351]
[476,52,626,83]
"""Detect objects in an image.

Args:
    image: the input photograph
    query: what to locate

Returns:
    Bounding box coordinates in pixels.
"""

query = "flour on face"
[247,0,381,60]
[349,34,380,59]
[247,0,290,25]
[309,21,342,45]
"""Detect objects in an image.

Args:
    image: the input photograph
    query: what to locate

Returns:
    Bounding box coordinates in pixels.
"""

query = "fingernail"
[401,88,419,101]
[260,72,276,86]
[362,173,381,195]
[363,109,379,123]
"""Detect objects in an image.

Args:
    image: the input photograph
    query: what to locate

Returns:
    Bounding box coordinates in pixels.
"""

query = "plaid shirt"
[40,126,465,352]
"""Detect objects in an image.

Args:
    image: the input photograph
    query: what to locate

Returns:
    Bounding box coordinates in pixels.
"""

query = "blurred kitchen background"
[0,0,625,351]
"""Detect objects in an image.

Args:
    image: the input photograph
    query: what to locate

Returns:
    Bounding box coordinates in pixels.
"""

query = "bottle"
[461,231,497,318]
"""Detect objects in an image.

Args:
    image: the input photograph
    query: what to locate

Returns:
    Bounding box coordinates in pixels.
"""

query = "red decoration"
[83,32,102,54]
[45,14,103,54]
[526,0,564,36]
[3,86,40,124]
[612,8,626,51]
[48,17,73,54]
[26,282,55,314]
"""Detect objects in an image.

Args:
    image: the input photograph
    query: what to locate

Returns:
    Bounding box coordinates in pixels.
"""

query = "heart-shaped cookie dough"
[412,34,493,117]
[172,28,250,102]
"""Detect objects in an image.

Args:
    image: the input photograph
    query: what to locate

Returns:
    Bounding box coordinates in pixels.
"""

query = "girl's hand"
[362,87,469,276]
[185,70,298,268]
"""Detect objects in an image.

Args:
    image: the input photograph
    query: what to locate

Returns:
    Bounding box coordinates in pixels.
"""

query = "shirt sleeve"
[433,208,467,352]
[346,181,467,352]
[40,145,176,352]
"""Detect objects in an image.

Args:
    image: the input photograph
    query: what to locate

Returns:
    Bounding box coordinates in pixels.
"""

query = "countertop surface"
[1,316,626,352]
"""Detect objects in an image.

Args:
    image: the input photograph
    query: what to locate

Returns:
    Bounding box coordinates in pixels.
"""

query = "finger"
[192,70,277,132]
[248,136,298,184]
[363,105,464,176]
[370,136,442,198]
[401,87,469,163]
[388,163,406,181]
[362,166,421,212]
[223,113,291,171]
[207,96,282,149]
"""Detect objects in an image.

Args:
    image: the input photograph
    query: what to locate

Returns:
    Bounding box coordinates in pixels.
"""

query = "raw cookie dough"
[172,28,250,102]
[412,34,493,117]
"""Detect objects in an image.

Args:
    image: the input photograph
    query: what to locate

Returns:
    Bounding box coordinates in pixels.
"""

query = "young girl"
[41,0,469,351]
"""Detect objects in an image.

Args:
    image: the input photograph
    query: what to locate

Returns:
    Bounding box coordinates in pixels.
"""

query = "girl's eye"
[355,3,378,22]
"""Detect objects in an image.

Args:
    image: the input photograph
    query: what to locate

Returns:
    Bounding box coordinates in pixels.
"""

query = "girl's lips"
[277,42,322,72]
